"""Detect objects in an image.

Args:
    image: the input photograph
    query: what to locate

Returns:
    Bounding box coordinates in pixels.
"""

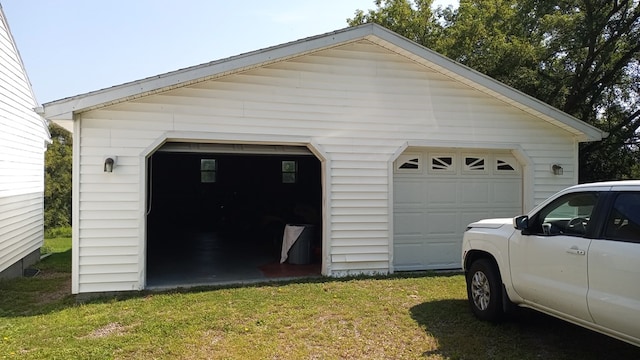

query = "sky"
[2,0,458,104]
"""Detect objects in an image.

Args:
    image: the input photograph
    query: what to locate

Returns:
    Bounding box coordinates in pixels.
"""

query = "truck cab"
[462,181,640,347]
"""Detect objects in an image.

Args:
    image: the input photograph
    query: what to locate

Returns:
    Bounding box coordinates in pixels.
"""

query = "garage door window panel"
[495,156,519,174]
[463,155,488,174]
[429,154,455,174]
[395,153,422,172]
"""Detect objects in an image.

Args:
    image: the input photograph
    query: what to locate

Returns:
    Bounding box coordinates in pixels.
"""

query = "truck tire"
[466,259,504,322]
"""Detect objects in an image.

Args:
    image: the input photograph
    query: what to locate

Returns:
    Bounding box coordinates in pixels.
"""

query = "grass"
[1,238,639,359]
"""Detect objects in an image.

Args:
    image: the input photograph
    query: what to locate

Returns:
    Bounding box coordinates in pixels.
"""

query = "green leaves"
[348,0,442,46]
[45,123,72,229]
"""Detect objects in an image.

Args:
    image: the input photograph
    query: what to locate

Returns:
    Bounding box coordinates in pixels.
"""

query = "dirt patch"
[35,276,72,306]
[82,322,128,339]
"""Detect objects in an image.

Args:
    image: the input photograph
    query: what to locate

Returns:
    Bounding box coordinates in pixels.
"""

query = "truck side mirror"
[513,215,529,230]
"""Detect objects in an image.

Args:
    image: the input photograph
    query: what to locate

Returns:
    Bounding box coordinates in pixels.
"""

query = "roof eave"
[366,25,606,142]
[42,24,379,120]
[42,23,605,142]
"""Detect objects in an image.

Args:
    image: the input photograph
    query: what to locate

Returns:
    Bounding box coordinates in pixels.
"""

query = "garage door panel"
[393,180,426,207]
[491,209,522,218]
[394,149,522,271]
[460,181,491,204]
[395,240,461,270]
[426,181,458,205]
[424,240,461,268]
[394,243,426,271]
[492,180,522,206]
[394,211,425,241]
[425,211,458,235]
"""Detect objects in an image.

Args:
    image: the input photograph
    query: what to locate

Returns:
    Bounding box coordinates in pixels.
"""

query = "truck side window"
[603,192,640,242]
[531,192,598,237]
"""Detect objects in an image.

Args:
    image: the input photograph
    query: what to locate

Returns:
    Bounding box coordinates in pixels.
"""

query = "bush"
[44,226,72,239]
[45,123,72,229]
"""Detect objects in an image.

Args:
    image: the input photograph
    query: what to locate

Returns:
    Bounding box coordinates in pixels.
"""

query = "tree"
[45,123,72,229]
[348,0,443,46]
[349,0,640,182]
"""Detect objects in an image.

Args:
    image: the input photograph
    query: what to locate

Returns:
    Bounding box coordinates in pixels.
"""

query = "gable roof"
[0,5,50,141]
[40,23,605,142]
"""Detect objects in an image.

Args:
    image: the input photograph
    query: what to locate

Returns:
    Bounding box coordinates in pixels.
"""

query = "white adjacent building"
[42,24,604,294]
[0,5,49,279]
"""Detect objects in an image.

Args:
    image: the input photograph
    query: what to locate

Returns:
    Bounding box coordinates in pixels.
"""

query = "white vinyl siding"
[72,40,580,292]
[0,10,47,275]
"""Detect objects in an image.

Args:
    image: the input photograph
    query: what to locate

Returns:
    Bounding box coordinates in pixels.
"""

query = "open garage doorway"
[145,143,323,288]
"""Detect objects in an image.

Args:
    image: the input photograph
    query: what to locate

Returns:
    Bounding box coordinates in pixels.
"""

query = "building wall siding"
[0,10,46,277]
[74,40,578,292]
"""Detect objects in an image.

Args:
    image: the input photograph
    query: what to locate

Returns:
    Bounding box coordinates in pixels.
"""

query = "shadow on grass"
[410,300,640,360]
[0,249,74,318]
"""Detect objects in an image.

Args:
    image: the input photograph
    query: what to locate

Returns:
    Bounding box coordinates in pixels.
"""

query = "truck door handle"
[566,246,586,256]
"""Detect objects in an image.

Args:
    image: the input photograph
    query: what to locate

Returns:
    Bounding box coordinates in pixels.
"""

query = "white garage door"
[393,148,522,271]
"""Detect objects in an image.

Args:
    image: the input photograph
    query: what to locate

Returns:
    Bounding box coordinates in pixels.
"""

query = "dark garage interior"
[145,144,323,288]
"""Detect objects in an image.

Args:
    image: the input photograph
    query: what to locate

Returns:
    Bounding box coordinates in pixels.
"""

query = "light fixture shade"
[552,164,563,175]
[104,156,117,172]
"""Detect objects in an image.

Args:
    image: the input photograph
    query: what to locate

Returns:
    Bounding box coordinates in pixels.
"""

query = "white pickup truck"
[462,180,640,347]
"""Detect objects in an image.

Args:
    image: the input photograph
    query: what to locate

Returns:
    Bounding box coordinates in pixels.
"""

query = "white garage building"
[42,24,604,294]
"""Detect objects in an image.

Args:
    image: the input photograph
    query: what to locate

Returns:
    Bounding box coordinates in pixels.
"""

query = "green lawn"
[0,237,638,359]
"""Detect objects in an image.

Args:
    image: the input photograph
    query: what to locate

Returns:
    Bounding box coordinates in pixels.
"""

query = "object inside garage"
[145,143,322,288]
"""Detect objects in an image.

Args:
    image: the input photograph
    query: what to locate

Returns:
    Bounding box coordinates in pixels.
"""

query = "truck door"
[509,192,598,323]
[588,191,640,342]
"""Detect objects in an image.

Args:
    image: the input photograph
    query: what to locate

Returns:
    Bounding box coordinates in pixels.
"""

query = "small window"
[603,193,640,242]
[463,156,486,172]
[395,153,421,172]
[495,156,519,173]
[429,155,455,174]
[496,159,515,171]
[282,160,297,183]
[201,159,217,183]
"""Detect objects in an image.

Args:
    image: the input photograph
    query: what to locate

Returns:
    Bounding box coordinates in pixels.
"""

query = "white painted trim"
[407,140,522,150]
[71,116,81,294]
[573,141,580,185]
[156,143,313,155]
[510,147,534,213]
[137,151,147,291]
[137,132,329,287]
[165,131,312,146]
[308,139,330,276]
[387,142,411,274]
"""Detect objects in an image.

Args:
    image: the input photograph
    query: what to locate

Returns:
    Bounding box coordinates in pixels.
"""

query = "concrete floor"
[146,230,320,289]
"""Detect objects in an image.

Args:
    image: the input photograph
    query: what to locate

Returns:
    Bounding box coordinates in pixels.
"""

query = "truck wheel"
[467,259,503,322]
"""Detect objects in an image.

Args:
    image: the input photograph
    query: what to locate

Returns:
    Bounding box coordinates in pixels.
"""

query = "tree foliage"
[349,0,640,182]
[45,123,72,229]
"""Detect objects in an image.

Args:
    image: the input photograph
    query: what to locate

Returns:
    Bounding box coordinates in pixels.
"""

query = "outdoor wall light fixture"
[104,156,117,173]
[552,164,563,175]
